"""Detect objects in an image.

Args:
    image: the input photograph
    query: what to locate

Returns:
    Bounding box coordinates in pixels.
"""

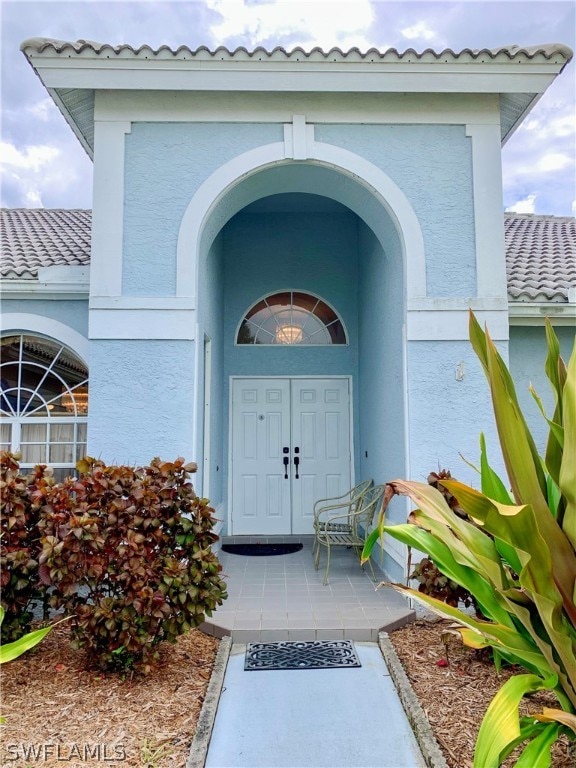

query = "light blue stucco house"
[1,39,574,579]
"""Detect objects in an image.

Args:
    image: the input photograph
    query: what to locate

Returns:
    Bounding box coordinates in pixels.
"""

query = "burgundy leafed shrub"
[410,557,477,611]
[408,469,480,615]
[36,456,227,674]
[0,453,51,642]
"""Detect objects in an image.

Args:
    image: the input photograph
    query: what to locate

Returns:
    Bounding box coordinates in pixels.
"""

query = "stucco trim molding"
[0,313,89,363]
[466,123,508,299]
[89,308,196,340]
[176,136,426,303]
[407,308,509,340]
[90,120,132,298]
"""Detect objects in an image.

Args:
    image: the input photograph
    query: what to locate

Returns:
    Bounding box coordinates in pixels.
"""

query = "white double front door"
[231,378,352,535]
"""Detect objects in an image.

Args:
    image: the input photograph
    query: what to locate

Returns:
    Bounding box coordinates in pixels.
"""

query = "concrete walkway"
[204,642,427,768]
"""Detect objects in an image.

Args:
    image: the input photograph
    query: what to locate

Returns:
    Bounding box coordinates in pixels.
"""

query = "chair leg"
[365,554,376,581]
[314,539,322,571]
[323,542,331,586]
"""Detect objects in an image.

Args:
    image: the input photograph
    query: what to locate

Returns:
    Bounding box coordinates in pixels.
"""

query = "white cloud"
[0,140,86,209]
[26,99,55,122]
[536,153,573,172]
[519,112,575,140]
[400,21,436,42]
[1,167,44,207]
[0,141,60,172]
[206,0,375,50]
[505,195,537,214]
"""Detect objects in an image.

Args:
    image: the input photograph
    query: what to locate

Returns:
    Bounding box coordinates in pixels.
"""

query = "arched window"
[237,291,347,346]
[0,334,88,481]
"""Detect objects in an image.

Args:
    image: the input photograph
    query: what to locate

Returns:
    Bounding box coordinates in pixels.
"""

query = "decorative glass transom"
[1,335,88,480]
[237,292,347,346]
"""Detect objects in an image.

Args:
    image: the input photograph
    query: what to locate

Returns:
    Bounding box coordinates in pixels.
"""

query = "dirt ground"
[1,618,573,768]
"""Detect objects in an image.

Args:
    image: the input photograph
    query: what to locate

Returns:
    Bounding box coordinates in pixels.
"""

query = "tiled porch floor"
[200,537,415,642]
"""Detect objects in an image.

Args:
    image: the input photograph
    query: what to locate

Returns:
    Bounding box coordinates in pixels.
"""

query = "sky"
[1,0,575,216]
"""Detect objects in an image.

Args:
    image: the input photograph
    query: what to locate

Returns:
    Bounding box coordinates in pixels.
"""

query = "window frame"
[0,333,89,478]
[235,290,348,347]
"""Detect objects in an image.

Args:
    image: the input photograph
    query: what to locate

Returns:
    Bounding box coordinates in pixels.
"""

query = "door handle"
[283,455,289,479]
[293,456,300,479]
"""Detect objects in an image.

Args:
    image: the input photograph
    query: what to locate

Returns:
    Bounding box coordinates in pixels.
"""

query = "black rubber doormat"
[221,543,303,557]
[245,640,361,670]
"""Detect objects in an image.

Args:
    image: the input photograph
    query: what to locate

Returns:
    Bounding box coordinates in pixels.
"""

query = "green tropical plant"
[0,605,57,664]
[0,604,69,723]
[363,312,576,767]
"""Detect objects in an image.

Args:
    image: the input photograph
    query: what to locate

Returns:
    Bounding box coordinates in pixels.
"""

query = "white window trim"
[0,315,89,364]
[1,333,89,475]
[235,289,349,347]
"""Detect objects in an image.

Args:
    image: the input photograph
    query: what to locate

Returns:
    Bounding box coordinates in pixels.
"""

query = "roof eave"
[48,88,94,161]
[500,92,543,145]
[0,279,90,301]
[21,39,573,154]
[508,300,576,325]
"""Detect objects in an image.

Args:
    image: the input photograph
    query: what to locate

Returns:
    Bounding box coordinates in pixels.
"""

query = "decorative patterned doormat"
[222,543,303,556]
[244,640,362,670]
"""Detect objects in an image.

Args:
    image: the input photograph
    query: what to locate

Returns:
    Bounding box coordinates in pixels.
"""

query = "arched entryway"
[180,150,421,542]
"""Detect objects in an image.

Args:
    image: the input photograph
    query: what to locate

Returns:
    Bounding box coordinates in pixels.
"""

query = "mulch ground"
[2,617,574,767]
[388,618,575,768]
[0,623,219,767]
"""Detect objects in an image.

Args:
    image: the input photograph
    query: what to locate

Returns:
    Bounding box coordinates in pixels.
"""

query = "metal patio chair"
[313,482,385,585]
[312,479,373,558]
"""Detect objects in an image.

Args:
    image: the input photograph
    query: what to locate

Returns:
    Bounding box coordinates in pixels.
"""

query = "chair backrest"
[354,484,386,530]
[351,479,373,509]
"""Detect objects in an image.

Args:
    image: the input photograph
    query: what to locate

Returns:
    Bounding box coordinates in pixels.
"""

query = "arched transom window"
[0,334,88,481]
[237,291,347,346]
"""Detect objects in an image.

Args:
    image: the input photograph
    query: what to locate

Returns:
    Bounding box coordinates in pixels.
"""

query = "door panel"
[291,379,351,534]
[231,379,291,535]
[231,378,351,535]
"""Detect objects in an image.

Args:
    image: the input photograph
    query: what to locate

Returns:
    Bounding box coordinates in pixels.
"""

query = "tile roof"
[504,213,575,302]
[20,40,572,152]
[0,209,91,279]
[1,209,574,303]
[20,39,574,63]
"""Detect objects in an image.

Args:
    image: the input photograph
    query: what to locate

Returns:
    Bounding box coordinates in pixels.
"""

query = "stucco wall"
[123,123,283,296]
[357,221,405,507]
[357,219,408,578]
[1,299,88,341]
[87,339,195,465]
[316,124,476,297]
[509,325,575,452]
[222,209,359,373]
[406,339,506,489]
[220,206,360,503]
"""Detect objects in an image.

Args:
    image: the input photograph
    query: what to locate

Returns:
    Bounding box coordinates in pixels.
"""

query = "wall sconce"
[275,325,303,345]
[62,386,89,414]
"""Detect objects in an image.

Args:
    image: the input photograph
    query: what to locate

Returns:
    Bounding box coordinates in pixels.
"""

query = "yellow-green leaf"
[473,674,556,768]
[0,625,54,664]
[469,312,548,513]
[514,722,561,768]
[559,338,576,550]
